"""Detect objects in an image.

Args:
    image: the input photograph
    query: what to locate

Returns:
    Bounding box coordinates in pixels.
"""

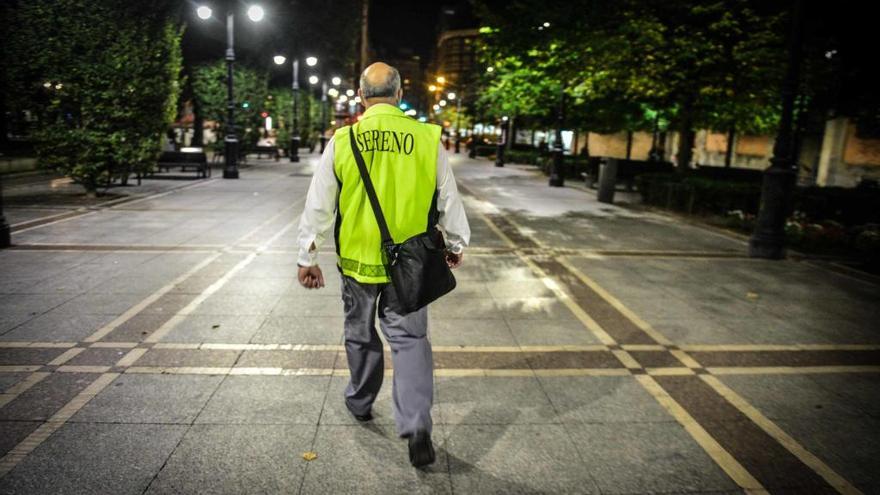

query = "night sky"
[182,0,478,87]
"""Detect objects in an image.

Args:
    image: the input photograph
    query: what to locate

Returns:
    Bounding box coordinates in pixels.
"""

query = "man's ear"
[397,88,403,102]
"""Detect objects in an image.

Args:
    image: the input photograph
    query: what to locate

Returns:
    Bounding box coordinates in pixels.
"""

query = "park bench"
[249,145,280,161]
[156,150,210,178]
[585,158,675,190]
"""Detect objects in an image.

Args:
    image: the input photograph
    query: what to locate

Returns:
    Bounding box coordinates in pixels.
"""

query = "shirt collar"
[361,103,404,119]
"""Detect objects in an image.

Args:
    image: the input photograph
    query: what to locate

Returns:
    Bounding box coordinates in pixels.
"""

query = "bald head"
[359,62,402,107]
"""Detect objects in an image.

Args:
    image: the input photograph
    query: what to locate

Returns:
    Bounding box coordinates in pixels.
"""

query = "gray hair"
[360,66,401,98]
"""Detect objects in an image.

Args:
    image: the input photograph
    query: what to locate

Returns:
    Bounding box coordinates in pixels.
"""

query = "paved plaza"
[0,152,878,494]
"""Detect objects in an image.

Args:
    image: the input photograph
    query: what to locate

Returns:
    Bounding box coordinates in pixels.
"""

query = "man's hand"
[445,250,463,269]
[297,264,325,289]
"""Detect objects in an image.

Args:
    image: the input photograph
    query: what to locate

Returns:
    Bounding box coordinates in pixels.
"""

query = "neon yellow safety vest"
[333,103,442,284]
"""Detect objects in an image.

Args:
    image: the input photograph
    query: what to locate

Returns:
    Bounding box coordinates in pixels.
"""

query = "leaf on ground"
[302,451,318,461]
[212,324,220,329]
[746,292,759,300]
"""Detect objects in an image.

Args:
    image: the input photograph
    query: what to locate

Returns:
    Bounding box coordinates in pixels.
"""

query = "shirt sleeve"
[296,137,339,266]
[435,142,471,254]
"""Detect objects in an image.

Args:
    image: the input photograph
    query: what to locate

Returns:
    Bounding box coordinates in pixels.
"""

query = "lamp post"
[452,91,463,154]
[0,174,10,248]
[548,86,566,187]
[749,0,804,259]
[320,81,328,153]
[495,116,508,167]
[197,4,264,179]
[274,55,308,162]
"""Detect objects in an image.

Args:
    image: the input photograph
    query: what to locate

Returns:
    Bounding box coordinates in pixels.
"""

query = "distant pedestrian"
[296,62,470,467]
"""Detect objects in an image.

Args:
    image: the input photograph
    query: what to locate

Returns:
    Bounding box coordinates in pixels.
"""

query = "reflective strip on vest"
[333,104,441,284]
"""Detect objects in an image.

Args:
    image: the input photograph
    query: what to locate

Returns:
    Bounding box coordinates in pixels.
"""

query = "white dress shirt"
[296,136,471,267]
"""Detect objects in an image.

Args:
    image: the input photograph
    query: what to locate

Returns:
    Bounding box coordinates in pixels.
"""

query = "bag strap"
[349,125,395,246]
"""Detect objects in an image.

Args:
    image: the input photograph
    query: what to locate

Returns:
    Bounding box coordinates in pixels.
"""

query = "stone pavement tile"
[235,349,338,370]
[436,376,557,425]
[567,422,740,494]
[270,295,344,317]
[144,424,314,495]
[0,374,98,424]
[195,375,329,425]
[774,417,880,492]
[428,318,517,347]
[214,276,294,296]
[524,351,622,369]
[300,424,451,494]
[537,376,673,424]
[507,317,602,346]
[250,316,344,345]
[443,278,492,297]
[139,294,200,315]
[718,374,868,422]
[807,373,880,418]
[0,347,68,365]
[0,312,117,342]
[133,348,241,368]
[102,312,173,342]
[160,314,266,343]
[0,313,35,334]
[0,293,74,316]
[647,317,752,345]
[493,297,579,321]
[484,280,555,299]
[433,351,530,370]
[444,424,599,494]
[65,347,129,366]
[0,372,32,392]
[69,374,223,424]
[776,316,880,345]
[713,316,839,345]
[429,296,505,320]
[320,375,443,426]
[627,350,683,368]
[192,294,283,316]
[50,292,155,316]
[0,422,189,495]
[0,420,42,457]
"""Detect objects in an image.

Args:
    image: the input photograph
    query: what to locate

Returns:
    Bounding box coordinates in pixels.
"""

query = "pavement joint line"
[80,197,303,345]
[463,191,857,494]
[0,372,119,478]
[46,347,85,366]
[143,214,300,344]
[680,343,880,352]
[115,347,149,367]
[549,252,864,494]
[0,371,51,408]
[645,367,697,376]
[707,365,880,375]
[555,255,673,346]
[56,365,112,373]
[10,178,217,234]
[81,253,224,343]
[634,374,768,493]
[700,374,863,494]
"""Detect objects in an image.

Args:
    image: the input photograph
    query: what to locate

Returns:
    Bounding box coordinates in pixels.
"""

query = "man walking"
[295,62,470,467]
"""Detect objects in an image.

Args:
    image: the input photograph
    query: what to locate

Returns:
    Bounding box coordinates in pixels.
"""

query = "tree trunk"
[677,127,695,171]
[625,130,633,160]
[724,125,735,168]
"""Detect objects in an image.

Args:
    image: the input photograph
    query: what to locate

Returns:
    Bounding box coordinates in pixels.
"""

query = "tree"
[4,0,183,194]
[191,61,268,151]
[471,0,787,168]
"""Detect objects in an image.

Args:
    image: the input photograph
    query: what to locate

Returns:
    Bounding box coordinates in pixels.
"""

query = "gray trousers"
[340,273,434,436]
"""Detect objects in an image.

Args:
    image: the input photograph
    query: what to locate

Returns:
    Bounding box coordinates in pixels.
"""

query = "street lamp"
[273,55,286,65]
[749,0,805,259]
[305,56,318,67]
[308,75,319,85]
[331,76,342,86]
[247,5,264,21]
[495,116,508,167]
[196,3,264,179]
[548,86,566,186]
[274,54,310,162]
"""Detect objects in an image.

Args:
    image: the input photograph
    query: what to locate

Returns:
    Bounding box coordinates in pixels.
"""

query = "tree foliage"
[472,0,789,162]
[4,0,183,193]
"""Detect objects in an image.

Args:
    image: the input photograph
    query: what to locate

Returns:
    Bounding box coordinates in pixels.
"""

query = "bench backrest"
[159,151,207,163]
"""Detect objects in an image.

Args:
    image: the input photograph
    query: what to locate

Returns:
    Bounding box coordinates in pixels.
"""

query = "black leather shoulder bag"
[348,125,456,315]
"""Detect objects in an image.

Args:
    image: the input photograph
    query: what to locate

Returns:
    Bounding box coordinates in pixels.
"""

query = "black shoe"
[408,430,435,468]
[345,402,373,422]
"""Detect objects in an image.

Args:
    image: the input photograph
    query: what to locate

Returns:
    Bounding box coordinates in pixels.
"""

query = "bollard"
[597,158,618,204]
